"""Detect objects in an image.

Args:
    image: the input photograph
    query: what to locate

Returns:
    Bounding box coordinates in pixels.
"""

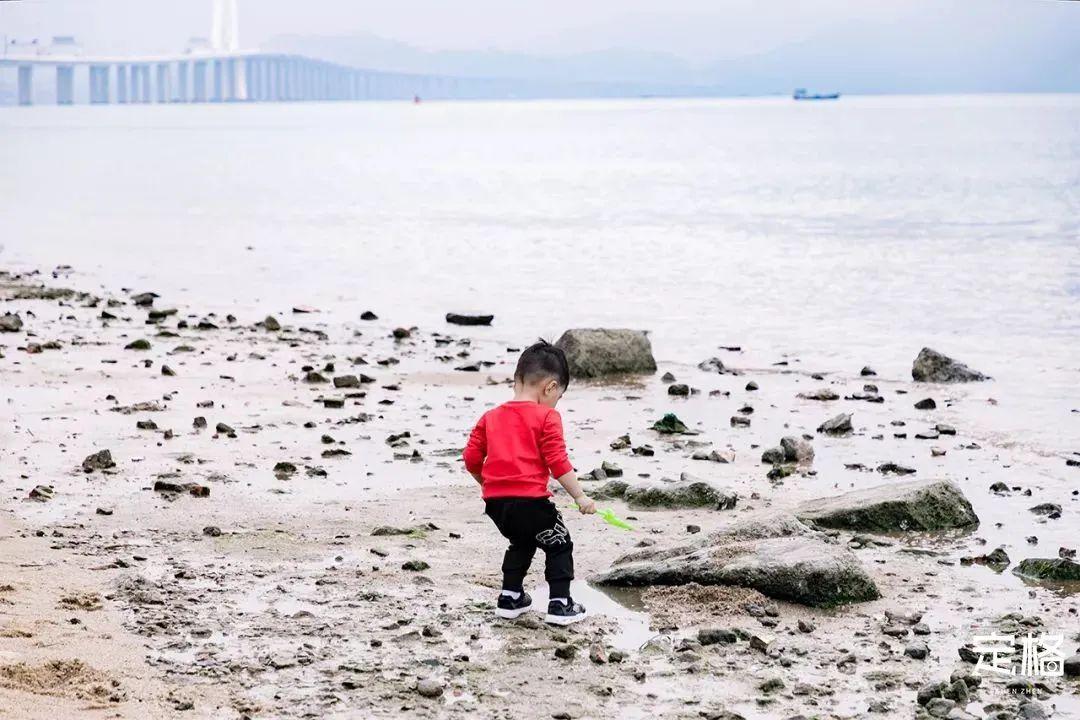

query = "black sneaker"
[544,598,586,625]
[495,591,533,619]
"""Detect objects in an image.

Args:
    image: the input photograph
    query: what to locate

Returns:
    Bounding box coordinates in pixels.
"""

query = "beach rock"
[125,338,151,350]
[697,357,729,374]
[1064,655,1080,677]
[600,460,623,477]
[745,381,759,391]
[860,366,876,376]
[1028,503,1062,518]
[82,449,116,473]
[915,398,937,410]
[130,292,158,306]
[780,436,814,464]
[697,449,735,463]
[147,308,177,321]
[554,644,577,660]
[29,485,54,501]
[817,413,853,436]
[595,532,879,607]
[392,327,411,340]
[445,313,493,326]
[877,462,916,475]
[961,548,1010,570]
[333,375,360,389]
[0,313,23,332]
[912,348,988,383]
[798,388,839,401]
[905,642,929,660]
[652,413,697,434]
[1012,558,1080,581]
[697,628,738,645]
[796,479,978,532]
[592,475,737,511]
[360,310,377,320]
[415,678,444,698]
[263,315,281,331]
[761,446,785,465]
[153,480,209,497]
[554,328,657,378]
[667,383,690,397]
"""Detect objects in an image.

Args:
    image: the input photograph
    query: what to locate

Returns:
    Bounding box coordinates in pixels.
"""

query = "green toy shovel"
[571,503,634,531]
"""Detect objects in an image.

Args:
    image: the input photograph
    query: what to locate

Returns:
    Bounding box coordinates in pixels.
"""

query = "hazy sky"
[2,0,1073,63]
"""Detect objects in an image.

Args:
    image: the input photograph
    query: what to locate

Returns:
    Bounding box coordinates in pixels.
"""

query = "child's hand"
[575,496,597,515]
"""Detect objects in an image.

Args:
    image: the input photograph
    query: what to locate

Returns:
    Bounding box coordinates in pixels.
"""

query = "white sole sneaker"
[495,605,532,619]
[544,611,586,626]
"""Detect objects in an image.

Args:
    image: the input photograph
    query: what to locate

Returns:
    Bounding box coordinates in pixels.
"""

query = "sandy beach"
[2,260,1078,720]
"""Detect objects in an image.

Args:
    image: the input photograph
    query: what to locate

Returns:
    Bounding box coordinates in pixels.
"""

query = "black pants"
[485,497,574,598]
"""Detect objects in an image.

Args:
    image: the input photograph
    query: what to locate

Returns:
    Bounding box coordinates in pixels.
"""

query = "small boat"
[793,88,840,101]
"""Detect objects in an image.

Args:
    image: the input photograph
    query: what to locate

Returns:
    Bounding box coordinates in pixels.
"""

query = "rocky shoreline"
[1,265,1078,720]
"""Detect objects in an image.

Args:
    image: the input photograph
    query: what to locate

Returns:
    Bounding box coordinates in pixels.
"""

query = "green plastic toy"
[571,503,634,531]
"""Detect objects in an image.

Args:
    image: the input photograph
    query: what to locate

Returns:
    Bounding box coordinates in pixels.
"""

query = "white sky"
[0,0,1015,61]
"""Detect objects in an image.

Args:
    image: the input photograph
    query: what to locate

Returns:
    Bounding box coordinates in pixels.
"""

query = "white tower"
[210,0,246,99]
[211,0,240,52]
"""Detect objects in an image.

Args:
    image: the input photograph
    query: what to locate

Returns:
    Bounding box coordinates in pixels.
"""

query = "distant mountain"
[265,7,1080,97]
[264,33,699,85]
[704,9,1080,95]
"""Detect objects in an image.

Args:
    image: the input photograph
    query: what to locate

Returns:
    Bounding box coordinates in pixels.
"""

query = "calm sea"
[1,95,1078,450]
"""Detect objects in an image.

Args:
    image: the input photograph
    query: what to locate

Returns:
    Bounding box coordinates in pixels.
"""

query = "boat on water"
[793,88,840,101]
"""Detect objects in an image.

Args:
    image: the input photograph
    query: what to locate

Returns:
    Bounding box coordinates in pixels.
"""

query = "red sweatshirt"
[463,400,574,499]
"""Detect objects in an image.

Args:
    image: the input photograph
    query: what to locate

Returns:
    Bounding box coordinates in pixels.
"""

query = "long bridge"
[0,50,470,105]
[0,0,486,106]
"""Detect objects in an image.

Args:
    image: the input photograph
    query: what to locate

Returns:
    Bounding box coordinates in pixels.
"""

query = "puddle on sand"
[526,581,654,652]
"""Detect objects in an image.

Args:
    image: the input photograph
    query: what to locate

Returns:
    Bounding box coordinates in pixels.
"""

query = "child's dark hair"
[514,340,570,390]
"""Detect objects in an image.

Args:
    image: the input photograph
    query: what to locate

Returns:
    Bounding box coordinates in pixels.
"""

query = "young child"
[463,340,596,625]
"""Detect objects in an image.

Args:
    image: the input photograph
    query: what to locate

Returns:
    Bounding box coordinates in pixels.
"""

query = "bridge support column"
[212,59,224,102]
[129,65,141,102]
[264,59,274,101]
[193,61,207,102]
[233,58,247,101]
[89,65,110,103]
[116,64,128,103]
[155,63,169,103]
[175,61,189,102]
[127,65,138,102]
[245,59,257,101]
[141,65,152,103]
[17,65,33,106]
[56,65,75,105]
[264,59,274,100]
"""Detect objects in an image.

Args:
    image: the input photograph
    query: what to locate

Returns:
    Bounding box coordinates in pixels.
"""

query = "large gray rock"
[595,520,879,607]
[590,473,737,511]
[781,436,815,464]
[912,348,988,383]
[796,479,978,532]
[0,313,23,332]
[1012,558,1080,582]
[555,328,657,378]
[817,412,853,436]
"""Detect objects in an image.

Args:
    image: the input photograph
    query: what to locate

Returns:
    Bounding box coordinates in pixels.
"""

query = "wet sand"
[1,265,1078,719]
